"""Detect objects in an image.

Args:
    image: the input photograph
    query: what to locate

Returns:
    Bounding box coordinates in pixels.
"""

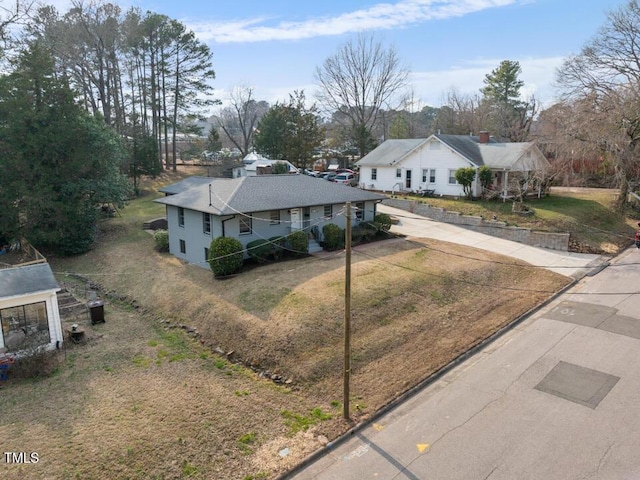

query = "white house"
[356,132,550,198]
[0,263,63,354]
[234,153,299,178]
[155,174,386,268]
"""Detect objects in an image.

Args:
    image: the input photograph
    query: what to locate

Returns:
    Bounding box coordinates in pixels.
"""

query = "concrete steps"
[308,238,323,254]
[57,289,89,323]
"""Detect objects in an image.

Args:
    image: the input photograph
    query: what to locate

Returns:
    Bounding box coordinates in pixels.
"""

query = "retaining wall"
[382,198,570,251]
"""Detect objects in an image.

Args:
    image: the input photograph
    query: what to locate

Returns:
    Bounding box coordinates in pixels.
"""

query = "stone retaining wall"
[383,198,570,251]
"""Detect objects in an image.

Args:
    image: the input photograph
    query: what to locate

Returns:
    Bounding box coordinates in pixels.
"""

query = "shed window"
[355,202,365,221]
[0,302,50,352]
[396,168,402,178]
[429,169,436,183]
[448,169,458,185]
[324,205,333,219]
[270,211,280,225]
[371,168,377,180]
[179,239,186,253]
[203,213,211,234]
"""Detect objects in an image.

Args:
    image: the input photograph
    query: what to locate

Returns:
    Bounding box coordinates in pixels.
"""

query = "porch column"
[502,170,509,201]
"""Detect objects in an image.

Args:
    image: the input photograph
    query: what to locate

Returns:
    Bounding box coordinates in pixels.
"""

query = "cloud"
[193,0,517,44]
[410,56,565,107]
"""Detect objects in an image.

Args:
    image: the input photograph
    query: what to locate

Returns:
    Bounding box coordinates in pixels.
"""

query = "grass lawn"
[396,188,635,253]
[0,169,627,479]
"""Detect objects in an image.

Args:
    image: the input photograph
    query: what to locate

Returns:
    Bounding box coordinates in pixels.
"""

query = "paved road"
[377,203,606,279]
[291,245,640,480]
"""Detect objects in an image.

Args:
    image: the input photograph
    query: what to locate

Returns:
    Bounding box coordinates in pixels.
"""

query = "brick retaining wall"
[383,198,570,251]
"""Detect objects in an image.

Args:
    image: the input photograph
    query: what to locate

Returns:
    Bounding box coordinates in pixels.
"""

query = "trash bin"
[88,299,105,325]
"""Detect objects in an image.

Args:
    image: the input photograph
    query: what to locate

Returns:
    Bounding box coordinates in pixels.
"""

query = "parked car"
[320,172,337,181]
[333,172,358,186]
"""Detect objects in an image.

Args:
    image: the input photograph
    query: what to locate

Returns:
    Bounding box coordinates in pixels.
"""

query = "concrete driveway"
[377,203,607,279]
[290,243,640,480]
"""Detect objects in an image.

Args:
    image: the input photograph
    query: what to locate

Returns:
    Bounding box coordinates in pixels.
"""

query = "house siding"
[165,201,379,268]
[360,140,475,196]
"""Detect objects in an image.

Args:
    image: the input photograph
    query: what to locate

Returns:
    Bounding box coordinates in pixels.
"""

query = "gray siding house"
[155,174,385,268]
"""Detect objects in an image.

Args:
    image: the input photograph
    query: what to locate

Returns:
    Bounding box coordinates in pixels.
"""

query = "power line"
[351,245,640,296]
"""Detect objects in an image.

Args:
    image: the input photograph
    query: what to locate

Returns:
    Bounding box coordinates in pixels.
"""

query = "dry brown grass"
[0,170,571,479]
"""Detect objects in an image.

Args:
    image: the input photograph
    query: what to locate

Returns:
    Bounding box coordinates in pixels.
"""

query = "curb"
[277,276,583,479]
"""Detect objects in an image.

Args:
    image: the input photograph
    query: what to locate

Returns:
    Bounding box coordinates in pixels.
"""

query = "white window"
[371,168,377,180]
[396,168,402,178]
[202,212,211,234]
[239,216,252,235]
[429,169,436,183]
[270,211,280,225]
[179,239,186,254]
[422,169,428,183]
[324,205,333,219]
[178,207,185,227]
[0,302,49,352]
[448,169,458,185]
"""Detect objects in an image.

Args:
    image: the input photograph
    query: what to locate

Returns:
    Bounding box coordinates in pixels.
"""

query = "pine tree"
[0,40,130,255]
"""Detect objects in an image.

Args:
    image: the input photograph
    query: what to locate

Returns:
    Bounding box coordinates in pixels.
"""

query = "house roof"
[158,176,212,195]
[478,142,538,169]
[356,135,547,171]
[0,263,60,299]
[242,152,265,164]
[435,134,485,166]
[355,139,427,167]
[245,159,299,173]
[155,175,386,215]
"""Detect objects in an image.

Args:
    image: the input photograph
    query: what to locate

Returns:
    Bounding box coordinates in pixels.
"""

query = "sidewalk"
[378,203,608,279]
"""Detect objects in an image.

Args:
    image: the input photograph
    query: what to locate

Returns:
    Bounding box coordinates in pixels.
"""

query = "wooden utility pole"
[344,202,352,420]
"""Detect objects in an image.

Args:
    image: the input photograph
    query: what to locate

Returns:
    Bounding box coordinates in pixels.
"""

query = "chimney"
[478,131,490,144]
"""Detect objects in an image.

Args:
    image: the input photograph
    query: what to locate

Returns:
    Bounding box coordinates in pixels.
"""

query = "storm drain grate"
[534,361,619,409]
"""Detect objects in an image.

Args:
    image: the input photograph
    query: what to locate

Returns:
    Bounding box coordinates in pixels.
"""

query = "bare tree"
[0,0,34,52]
[217,86,268,157]
[434,87,486,135]
[557,0,640,211]
[315,33,408,157]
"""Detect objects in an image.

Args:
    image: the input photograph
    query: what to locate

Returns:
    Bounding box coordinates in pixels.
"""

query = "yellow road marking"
[417,443,430,453]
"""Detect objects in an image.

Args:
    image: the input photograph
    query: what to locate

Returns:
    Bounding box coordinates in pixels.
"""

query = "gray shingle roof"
[357,135,545,170]
[158,176,212,195]
[436,134,484,166]
[155,175,386,215]
[0,263,60,299]
[478,142,537,169]
[355,139,427,167]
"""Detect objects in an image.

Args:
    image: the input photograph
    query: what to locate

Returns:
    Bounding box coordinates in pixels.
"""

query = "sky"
[46,0,627,111]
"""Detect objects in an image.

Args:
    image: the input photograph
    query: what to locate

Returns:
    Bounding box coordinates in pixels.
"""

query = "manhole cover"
[534,361,619,409]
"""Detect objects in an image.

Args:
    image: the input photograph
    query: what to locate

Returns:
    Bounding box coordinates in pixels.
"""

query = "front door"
[290,208,302,231]
[405,169,412,189]
[303,207,311,232]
